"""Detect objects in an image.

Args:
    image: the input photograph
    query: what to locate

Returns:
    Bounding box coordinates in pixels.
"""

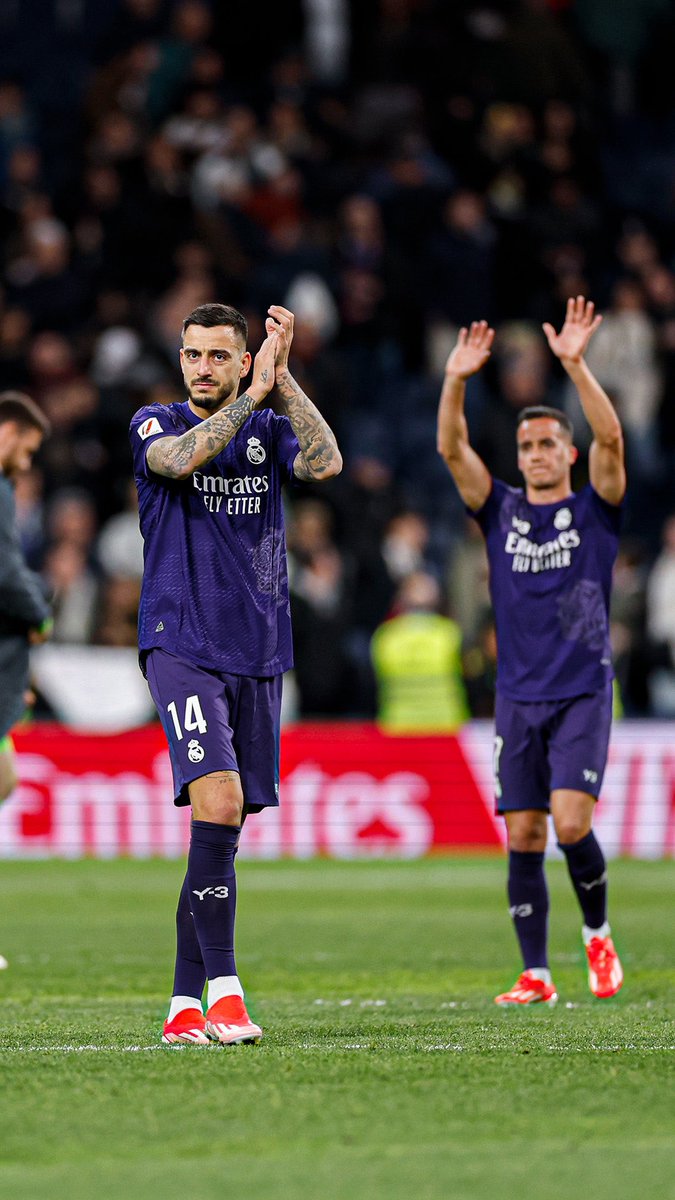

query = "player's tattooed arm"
[263,302,341,481]
[146,392,256,478]
[275,370,343,481]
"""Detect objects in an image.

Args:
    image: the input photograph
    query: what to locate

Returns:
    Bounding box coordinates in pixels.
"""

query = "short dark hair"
[0,391,50,437]
[181,303,248,345]
[517,405,573,439]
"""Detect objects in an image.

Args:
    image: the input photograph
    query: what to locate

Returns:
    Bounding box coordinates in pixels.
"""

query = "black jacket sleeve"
[0,476,51,635]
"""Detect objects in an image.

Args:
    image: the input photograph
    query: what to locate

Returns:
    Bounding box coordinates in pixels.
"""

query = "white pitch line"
[1,1044,163,1053]
[2,1041,673,1055]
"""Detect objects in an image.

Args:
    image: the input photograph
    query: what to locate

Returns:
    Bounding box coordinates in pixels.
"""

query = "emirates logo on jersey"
[246,437,266,464]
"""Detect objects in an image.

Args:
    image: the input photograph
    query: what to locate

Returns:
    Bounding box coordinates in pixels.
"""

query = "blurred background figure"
[370,570,469,734]
[286,496,358,718]
[645,515,675,717]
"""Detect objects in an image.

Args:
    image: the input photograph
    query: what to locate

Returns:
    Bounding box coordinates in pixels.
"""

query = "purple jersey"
[470,479,622,701]
[130,400,300,676]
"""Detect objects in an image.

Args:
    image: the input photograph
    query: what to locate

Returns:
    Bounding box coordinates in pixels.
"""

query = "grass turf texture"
[0,858,673,1200]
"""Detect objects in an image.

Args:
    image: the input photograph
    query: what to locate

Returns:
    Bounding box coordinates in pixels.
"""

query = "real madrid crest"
[553,507,572,530]
[246,436,266,465]
[187,739,205,763]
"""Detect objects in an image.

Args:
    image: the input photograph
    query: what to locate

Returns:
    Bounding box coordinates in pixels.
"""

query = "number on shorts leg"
[493,735,504,800]
[167,694,208,741]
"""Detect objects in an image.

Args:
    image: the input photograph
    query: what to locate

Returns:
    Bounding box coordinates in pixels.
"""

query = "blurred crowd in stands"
[2,0,675,723]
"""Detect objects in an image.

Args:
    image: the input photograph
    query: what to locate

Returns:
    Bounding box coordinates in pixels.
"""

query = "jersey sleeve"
[271,413,301,482]
[467,477,508,534]
[587,484,624,535]
[129,405,176,479]
[0,480,51,630]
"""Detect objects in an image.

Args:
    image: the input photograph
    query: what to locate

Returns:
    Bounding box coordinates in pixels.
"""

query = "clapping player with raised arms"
[437,297,625,1004]
[130,304,341,1045]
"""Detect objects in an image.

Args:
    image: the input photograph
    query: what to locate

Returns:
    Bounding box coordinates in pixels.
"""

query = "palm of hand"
[548,321,589,360]
[446,321,494,378]
[449,345,485,377]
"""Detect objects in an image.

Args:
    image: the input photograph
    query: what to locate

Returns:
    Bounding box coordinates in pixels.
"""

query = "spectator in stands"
[645,515,675,716]
[370,570,469,734]
[41,540,99,645]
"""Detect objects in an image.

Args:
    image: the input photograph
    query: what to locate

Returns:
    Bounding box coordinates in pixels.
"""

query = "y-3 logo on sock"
[509,903,533,918]
[579,871,607,891]
[192,886,229,900]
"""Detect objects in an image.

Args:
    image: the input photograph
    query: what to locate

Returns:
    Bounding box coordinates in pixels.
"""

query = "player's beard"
[528,466,564,493]
[188,382,229,410]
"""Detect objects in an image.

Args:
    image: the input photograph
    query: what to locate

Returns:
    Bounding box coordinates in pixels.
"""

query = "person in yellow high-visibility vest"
[370,570,470,734]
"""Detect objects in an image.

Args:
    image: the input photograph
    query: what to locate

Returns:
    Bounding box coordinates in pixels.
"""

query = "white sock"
[207,974,244,1008]
[583,922,610,944]
[526,968,552,984]
[168,994,203,1021]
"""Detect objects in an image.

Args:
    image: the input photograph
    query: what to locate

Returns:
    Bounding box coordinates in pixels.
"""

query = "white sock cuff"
[526,967,552,984]
[168,995,203,1021]
[583,922,611,943]
[207,975,244,1007]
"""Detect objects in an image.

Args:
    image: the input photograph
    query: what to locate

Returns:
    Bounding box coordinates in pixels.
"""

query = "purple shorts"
[493,685,613,814]
[144,648,282,811]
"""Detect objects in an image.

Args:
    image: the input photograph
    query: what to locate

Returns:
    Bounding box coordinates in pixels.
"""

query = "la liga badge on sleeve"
[138,416,164,440]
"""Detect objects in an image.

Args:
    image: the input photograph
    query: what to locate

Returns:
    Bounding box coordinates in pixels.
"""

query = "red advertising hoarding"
[1,721,673,859]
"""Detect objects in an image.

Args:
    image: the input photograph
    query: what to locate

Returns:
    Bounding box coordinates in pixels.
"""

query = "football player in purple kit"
[130,302,342,1045]
[437,296,625,1005]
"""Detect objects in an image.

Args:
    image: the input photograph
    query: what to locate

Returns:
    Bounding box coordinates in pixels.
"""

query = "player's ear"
[240,350,252,377]
[569,444,579,464]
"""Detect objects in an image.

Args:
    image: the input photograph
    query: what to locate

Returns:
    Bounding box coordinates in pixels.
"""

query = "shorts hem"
[495,803,550,816]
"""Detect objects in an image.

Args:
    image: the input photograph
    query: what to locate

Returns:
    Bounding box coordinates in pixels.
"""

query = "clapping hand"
[266,305,294,379]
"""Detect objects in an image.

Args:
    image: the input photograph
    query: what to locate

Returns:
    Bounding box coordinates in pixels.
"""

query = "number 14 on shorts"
[167,694,208,740]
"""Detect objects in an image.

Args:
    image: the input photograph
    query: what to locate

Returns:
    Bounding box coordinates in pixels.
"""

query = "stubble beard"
[528,469,567,495]
[188,383,229,410]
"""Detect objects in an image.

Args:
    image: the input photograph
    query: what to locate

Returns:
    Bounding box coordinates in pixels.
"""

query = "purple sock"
[507,850,549,969]
[187,820,240,980]
[171,873,207,1001]
[558,830,607,930]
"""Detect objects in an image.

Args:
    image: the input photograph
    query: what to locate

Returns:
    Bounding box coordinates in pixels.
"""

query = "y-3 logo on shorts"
[192,886,229,900]
[583,768,598,783]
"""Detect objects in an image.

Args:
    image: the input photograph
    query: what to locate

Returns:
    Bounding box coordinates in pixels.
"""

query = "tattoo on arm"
[146,393,255,478]
[275,370,341,480]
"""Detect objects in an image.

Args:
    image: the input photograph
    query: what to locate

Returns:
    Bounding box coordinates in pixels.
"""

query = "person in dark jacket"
[0,392,52,807]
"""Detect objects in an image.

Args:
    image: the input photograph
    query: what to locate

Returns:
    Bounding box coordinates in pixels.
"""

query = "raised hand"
[266,304,294,377]
[250,330,278,402]
[445,321,495,380]
[542,295,602,364]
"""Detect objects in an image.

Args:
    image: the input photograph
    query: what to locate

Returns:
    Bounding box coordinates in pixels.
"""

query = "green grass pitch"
[0,857,673,1200]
